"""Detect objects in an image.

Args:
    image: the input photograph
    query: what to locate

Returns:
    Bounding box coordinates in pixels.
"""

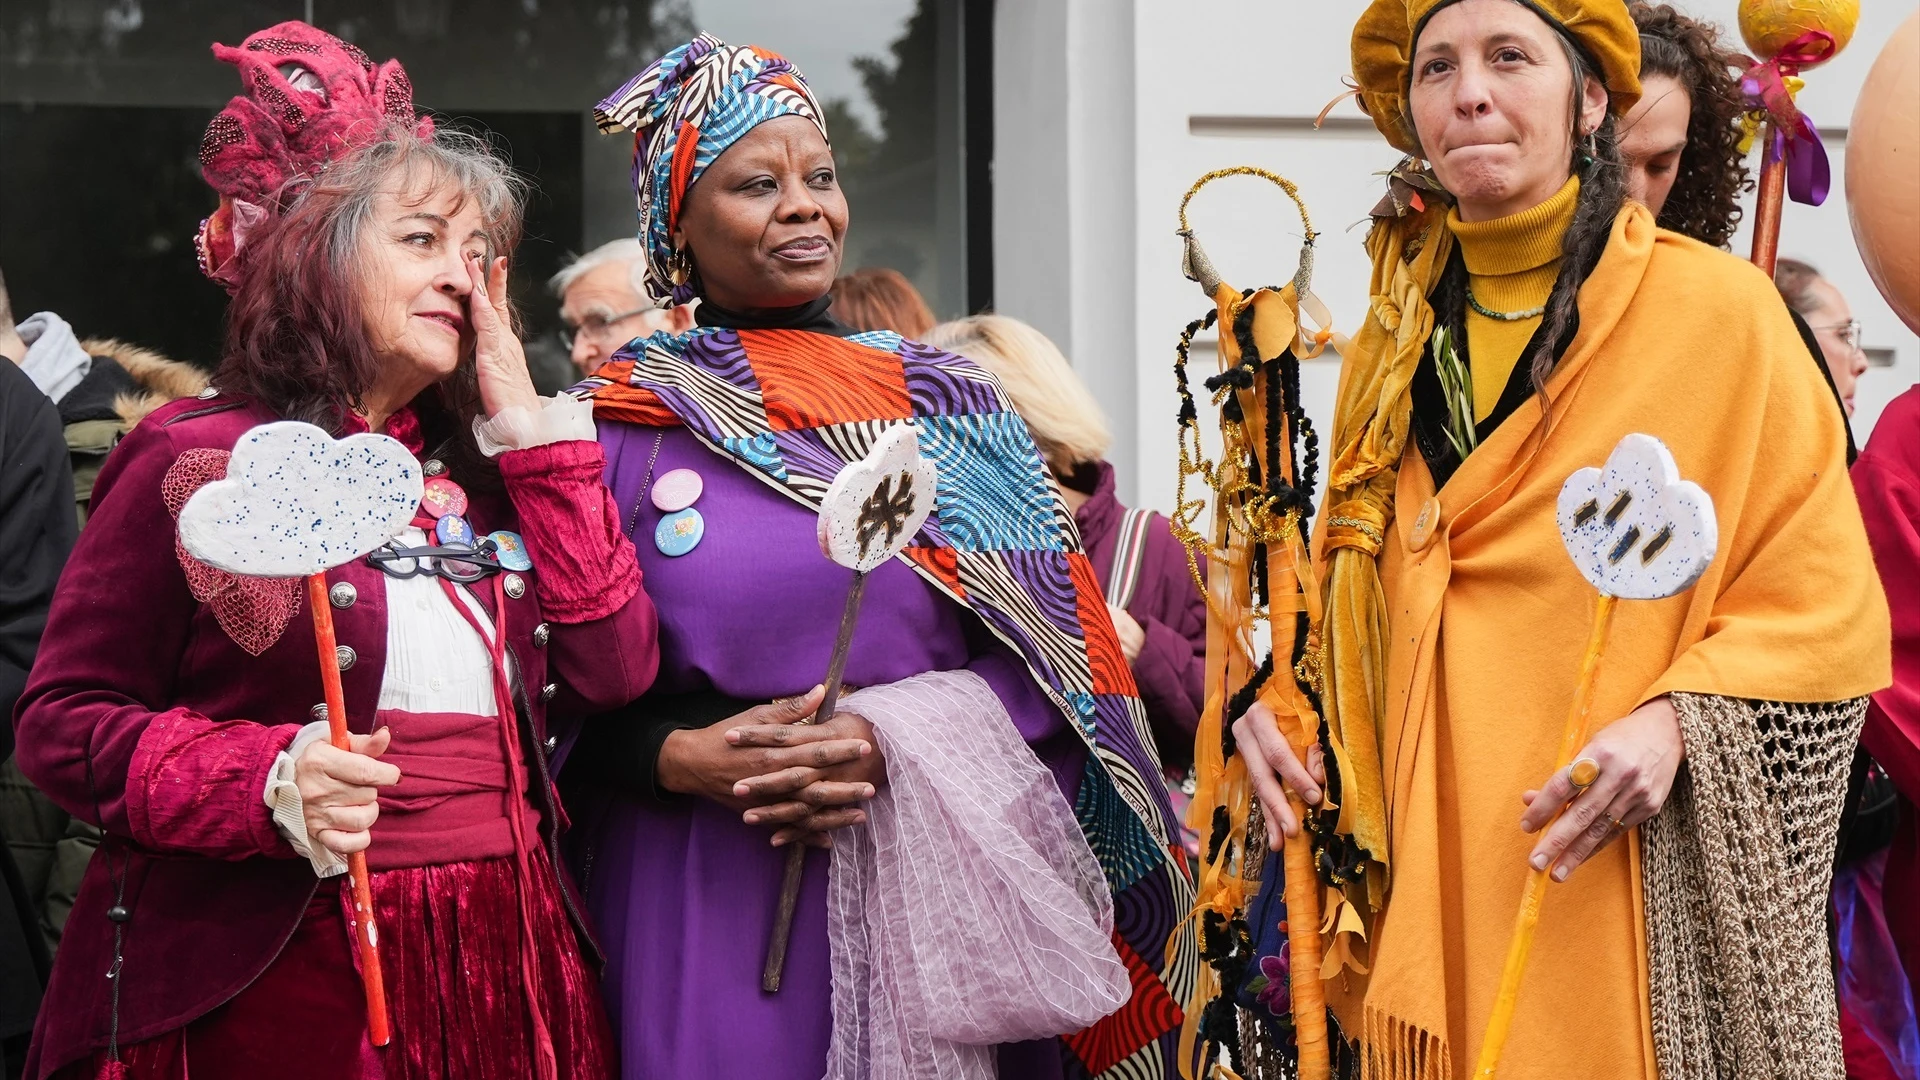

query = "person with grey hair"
[550,237,692,376]
[14,25,658,1078]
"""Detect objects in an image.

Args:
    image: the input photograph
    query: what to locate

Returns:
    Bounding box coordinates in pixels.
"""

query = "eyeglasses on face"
[1813,319,1863,353]
[558,306,655,352]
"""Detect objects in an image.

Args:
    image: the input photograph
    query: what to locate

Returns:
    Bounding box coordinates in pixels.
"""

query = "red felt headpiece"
[194,21,433,291]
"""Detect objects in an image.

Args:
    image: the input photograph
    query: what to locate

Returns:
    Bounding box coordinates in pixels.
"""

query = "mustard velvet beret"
[1352,0,1643,154]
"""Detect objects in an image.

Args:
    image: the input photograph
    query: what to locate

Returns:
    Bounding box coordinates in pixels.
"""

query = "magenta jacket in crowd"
[1855,385,1920,997]
[11,394,657,1079]
[1069,460,1206,770]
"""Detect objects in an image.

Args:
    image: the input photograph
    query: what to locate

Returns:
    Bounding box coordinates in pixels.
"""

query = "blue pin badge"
[435,513,475,548]
[487,530,533,571]
[654,507,705,557]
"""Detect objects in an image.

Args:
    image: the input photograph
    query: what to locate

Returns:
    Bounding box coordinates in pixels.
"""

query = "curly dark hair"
[1629,3,1753,248]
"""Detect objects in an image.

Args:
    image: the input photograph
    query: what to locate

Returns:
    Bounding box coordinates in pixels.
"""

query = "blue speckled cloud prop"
[178,420,423,578]
[1555,433,1718,600]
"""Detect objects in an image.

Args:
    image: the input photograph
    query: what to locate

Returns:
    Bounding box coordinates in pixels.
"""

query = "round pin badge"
[654,507,705,557]
[436,513,476,547]
[651,468,704,513]
[487,530,533,571]
[420,477,468,519]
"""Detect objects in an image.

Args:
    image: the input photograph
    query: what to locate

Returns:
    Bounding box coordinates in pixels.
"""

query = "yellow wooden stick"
[1472,592,1618,1078]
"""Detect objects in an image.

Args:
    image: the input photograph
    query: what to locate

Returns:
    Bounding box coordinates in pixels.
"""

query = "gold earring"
[666,246,691,287]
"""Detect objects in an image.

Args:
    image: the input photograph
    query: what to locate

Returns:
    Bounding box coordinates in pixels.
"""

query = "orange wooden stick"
[306,573,392,1048]
[1279,717,1330,1080]
[1749,120,1787,277]
[1472,592,1617,1077]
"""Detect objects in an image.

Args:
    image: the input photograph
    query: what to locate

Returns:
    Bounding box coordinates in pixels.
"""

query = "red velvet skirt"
[54,847,613,1080]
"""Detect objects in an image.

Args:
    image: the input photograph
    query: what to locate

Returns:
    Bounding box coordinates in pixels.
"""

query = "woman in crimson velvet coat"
[11,32,655,1079]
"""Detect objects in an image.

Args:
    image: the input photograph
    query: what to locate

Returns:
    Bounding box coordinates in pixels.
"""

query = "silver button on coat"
[335,645,356,671]
[540,683,558,702]
[532,622,551,647]
[328,582,357,609]
[504,574,527,599]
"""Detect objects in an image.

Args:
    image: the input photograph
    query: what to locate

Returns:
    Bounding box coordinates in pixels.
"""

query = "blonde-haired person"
[927,315,1206,779]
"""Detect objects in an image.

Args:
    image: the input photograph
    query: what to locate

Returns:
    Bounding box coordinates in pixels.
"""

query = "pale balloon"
[1847,10,1920,335]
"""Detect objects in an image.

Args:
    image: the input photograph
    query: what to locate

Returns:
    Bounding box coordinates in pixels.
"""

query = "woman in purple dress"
[563,35,1194,1080]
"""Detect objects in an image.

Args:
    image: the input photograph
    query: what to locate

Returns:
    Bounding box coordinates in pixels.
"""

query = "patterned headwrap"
[195,21,432,291]
[594,33,831,305]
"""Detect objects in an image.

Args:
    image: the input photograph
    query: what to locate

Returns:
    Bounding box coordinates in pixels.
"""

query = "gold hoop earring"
[666,246,692,287]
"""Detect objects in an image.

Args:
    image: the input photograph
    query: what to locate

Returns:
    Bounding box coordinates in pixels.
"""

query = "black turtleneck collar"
[693,294,854,337]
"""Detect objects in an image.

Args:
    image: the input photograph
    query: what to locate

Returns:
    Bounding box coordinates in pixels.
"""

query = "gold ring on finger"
[1569,757,1601,792]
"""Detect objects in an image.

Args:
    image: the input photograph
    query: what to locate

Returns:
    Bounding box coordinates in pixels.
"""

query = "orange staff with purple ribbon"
[1735,0,1860,274]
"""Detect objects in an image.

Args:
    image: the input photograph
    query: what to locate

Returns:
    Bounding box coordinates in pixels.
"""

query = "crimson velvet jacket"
[11,393,657,1079]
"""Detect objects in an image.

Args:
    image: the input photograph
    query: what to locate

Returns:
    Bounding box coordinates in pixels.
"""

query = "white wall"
[994,0,1142,497]
[1000,1,1920,515]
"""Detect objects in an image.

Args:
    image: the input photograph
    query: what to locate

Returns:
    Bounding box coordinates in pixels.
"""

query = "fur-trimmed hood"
[75,338,209,431]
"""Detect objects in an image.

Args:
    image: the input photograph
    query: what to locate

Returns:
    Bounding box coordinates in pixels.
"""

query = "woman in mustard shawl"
[1234,2,1891,1078]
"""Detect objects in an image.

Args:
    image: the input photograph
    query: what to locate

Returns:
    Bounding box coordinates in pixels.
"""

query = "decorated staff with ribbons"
[561,34,1193,1080]
[1226,1,1892,1078]
[1733,0,1858,275]
[12,22,658,1079]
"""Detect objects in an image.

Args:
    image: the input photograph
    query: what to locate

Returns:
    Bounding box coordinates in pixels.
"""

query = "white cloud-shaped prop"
[817,422,938,573]
[1555,433,1718,600]
[179,421,423,578]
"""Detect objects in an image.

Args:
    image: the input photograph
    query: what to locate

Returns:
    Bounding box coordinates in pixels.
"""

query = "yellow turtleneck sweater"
[1447,176,1580,423]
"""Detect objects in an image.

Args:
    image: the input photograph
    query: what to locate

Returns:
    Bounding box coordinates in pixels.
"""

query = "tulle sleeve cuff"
[472,393,596,458]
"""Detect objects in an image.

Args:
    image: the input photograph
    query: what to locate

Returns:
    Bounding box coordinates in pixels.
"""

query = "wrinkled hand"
[1233,699,1325,849]
[1521,695,1684,881]
[729,709,888,849]
[466,254,539,418]
[295,727,401,857]
[1109,604,1145,665]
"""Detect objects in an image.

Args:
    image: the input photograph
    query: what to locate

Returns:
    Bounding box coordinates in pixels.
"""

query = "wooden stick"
[1279,720,1329,1080]
[1472,592,1618,1078]
[763,570,870,993]
[1749,121,1787,277]
[306,573,392,1047]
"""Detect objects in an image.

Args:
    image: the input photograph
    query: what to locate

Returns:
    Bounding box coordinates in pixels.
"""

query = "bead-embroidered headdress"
[194,21,432,290]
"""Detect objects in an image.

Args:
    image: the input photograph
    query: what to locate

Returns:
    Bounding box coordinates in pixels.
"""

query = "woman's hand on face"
[295,727,402,857]
[466,255,540,418]
[728,710,887,849]
[1233,700,1326,849]
[1521,695,1685,881]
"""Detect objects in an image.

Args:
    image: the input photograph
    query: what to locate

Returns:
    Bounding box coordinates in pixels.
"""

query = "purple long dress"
[578,422,1089,1078]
